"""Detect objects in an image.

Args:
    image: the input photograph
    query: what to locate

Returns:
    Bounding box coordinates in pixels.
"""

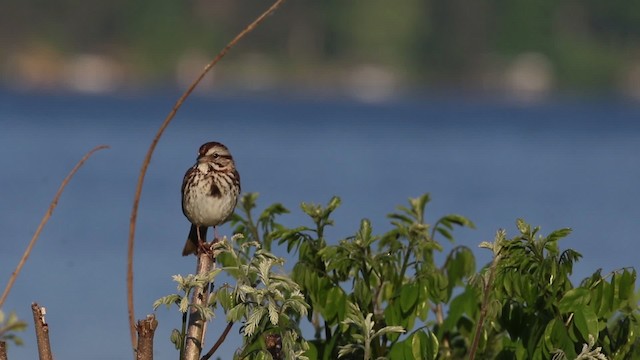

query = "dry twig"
[0,145,109,308]
[31,303,53,360]
[126,0,288,352]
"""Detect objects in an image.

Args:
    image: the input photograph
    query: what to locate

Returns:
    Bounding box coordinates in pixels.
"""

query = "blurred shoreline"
[4,49,640,105]
[4,2,640,102]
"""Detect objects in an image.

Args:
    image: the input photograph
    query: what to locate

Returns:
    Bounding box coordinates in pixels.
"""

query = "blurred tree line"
[1,0,639,91]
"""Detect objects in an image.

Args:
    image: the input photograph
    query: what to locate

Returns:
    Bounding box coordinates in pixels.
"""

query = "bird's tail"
[182,224,208,256]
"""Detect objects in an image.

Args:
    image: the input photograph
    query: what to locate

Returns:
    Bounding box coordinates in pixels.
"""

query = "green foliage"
[0,310,27,346]
[155,234,309,360]
[230,193,639,360]
[338,302,405,360]
[157,193,639,359]
[5,1,640,90]
[234,193,475,359]
[470,221,639,360]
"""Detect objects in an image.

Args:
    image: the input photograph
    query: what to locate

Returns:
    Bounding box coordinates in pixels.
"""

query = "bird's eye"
[213,153,219,158]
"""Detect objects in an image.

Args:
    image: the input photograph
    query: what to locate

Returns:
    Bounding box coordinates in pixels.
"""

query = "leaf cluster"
[470,221,639,359]
[155,234,309,360]
[233,193,475,359]
[0,310,27,346]
[230,193,639,360]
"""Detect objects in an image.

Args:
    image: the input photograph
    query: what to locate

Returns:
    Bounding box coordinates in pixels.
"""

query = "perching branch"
[184,250,215,360]
[136,314,158,360]
[0,145,109,309]
[126,0,288,352]
[31,303,53,360]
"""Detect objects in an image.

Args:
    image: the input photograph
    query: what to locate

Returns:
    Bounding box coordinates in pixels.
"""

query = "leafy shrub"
[153,193,638,359]
[227,193,638,360]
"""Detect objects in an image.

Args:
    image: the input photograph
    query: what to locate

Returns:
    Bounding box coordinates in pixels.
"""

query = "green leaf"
[516,218,530,234]
[400,282,419,314]
[259,203,289,221]
[217,287,235,311]
[153,294,181,310]
[436,227,453,241]
[558,288,590,314]
[227,303,246,322]
[388,213,414,224]
[356,219,373,246]
[383,303,400,330]
[543,318,576,359]
[573,305,599,341]
[323,287,346,323]
[304,341,318,360]
[244,307,266,336]
[591,280,606,317]
[389,338,411,359]
[373,325,405,339]
[609,272,617,310]
[354,280,373,307]
[268,301,279,325]
[545,228,572,242]
[440,214,476,229]
[618,269,636,303]
[444,246,476,301]
[411,331,425,359]
[170,328,183,350]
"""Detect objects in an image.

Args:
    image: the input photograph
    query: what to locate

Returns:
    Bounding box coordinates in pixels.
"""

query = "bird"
[181,141,240,256]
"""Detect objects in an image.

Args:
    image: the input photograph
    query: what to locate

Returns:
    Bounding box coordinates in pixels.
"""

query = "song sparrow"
[181,141,241,256]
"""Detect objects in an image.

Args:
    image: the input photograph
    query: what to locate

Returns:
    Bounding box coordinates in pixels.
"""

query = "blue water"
[1,90,639,359]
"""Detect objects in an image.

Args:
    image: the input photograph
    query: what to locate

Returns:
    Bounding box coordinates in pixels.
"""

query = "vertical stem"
[0,341,7,360]
[468,257,499,360]
[136,315,158,360]
[31,303,53,360]
[434,303,451,357]
[179,311,188,360]
[364,336,371,360]
[183,251,214,360]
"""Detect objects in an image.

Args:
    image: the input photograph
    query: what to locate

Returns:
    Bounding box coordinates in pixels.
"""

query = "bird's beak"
[197,155,210,163]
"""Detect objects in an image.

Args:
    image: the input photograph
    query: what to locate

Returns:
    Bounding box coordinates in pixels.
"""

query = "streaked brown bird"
[181,141,240,256]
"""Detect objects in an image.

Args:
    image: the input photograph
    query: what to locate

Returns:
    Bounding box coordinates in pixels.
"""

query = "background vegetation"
[218,193,638,359]
[2,0,640,92]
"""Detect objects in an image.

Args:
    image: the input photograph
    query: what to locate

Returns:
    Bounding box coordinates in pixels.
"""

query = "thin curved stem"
[0,145,109,308]
[200,322,234,360]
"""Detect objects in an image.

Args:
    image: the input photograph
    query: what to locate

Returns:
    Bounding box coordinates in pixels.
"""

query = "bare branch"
[31,303,53,360]
[0,145,109,308]
[136,314,158,360]
[0,341,7,360]
[126,0,288,352]
[184,251,215,360]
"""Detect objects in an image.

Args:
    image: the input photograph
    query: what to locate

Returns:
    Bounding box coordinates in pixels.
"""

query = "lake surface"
[1,90,639,359]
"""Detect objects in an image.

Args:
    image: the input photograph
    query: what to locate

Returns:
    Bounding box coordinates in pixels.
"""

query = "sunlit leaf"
[619,269,636,304]
[573,305,599,341]
[436,227,453,241]
[558,288,590,314]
